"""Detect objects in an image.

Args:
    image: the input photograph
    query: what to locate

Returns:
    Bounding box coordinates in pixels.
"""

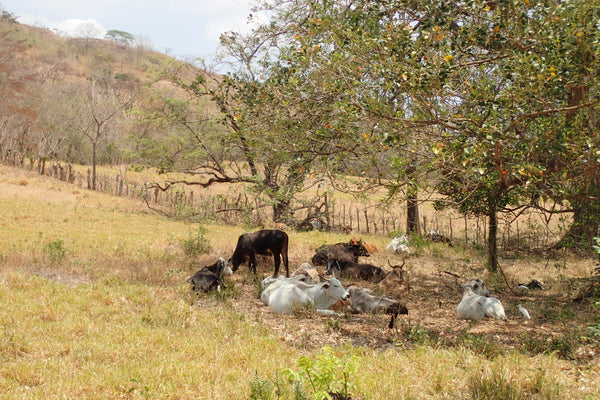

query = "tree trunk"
[406,165,420,234]
[487,203,499,273]
[92,141,97,190]
[553,198,600,254]
[272,198,292,224]
[407,193,420,234]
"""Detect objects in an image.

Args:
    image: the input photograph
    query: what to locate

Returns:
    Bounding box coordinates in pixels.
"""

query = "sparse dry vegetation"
[1,165,600,399]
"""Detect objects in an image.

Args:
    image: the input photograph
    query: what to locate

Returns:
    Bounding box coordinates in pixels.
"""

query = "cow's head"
[326,259,341,276]
[322,277,350,301]
[217,257,233,276]
[462,278,490,297]
[346,238,370,258]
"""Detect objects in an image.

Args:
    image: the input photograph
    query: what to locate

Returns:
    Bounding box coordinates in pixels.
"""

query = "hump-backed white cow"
[262,277,350,316]
[260,274,316,305]
[456,286,506,320]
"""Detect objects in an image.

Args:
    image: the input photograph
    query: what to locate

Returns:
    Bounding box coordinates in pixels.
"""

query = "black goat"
[187,257,233,292]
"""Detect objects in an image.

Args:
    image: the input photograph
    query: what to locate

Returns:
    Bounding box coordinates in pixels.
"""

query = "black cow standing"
[230,229,290,277]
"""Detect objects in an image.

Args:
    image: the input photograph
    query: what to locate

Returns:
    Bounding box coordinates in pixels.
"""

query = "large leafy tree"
[241,0,600,268]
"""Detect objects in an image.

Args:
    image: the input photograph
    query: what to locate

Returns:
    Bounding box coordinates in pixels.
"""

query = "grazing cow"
[326,259,385,282]
[186,257,233,292]
[262,277,350,316]
[347,286,408,329]
[456,286,506,320]
[377,261,410,298]
[311,237,370,266]
[230,229,289,277]
[462,278,491,297]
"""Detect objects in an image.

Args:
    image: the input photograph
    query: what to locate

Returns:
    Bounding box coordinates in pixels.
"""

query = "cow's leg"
[281,252,289,277]
[249,253,257,274]
[273,253,281,277]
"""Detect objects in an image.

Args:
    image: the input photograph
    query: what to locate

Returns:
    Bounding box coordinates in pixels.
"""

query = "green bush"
[249,346,358,400]
[43,239,68,263]
[181,226,212,257]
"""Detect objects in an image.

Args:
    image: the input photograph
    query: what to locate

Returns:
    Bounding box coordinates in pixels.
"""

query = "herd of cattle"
[187,229,531,328]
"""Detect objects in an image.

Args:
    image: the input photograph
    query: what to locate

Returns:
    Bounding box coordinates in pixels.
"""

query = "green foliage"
[406,323,439,346]
[42,238,68,263]
[105,29,135,46]
[458,331,504,360]
[180,226,212,257]
[247,346,359,400]
[282,346,358,400]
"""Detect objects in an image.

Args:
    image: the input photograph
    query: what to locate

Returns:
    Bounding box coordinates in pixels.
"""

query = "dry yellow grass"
[1,165,599,399]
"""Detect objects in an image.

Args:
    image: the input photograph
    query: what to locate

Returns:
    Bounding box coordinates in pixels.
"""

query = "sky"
[0,0,257,64]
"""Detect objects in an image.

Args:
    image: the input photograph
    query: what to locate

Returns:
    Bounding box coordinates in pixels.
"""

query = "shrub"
[406,323,439,346]
[181,226,212,257]
[42,239,68,263]
[284,346,358,400]
[248,346,358,400]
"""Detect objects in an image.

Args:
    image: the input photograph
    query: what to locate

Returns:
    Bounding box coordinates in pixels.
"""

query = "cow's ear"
[322,283,330,290]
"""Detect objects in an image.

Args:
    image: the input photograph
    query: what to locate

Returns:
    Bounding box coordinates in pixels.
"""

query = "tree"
[65,73,137,189]
[75,22,101,53]
[241,0,600,268]
[0,19,38,163]
[105,30,135,47]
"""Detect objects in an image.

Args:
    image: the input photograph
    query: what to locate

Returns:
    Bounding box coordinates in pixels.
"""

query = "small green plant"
[213,279,238,301]
[324,318,344,333]
[519,330,583,359]
[249,371,306,400]
[406,323,439,346]
[458,331,504,359]
[283,346,358,400]
[181,226,212,257]
[42,239,68,262]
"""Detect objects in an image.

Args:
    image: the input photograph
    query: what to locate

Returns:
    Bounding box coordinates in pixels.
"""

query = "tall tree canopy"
[231,0,600,268]
[141,0,599,267]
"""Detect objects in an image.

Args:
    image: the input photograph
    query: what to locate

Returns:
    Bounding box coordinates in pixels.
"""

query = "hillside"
[3,17,193,90]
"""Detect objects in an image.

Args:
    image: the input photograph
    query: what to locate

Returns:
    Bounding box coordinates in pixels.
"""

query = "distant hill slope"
[2,17,199,89]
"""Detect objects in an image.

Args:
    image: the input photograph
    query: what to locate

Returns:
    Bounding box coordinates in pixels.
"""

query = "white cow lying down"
[261,276,350,316]
[457,286,506,320]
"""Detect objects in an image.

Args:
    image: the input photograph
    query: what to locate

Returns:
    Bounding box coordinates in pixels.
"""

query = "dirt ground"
[190,249,600,362]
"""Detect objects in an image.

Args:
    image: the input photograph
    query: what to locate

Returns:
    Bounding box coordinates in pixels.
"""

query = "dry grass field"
[1,164,600,399]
